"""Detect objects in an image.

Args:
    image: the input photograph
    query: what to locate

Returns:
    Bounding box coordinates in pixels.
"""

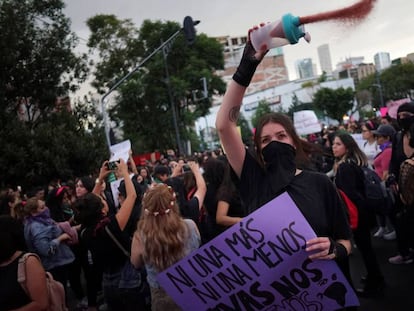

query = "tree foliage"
[313,87,355,122]
[0,0,106,189]
[251,100,272,129]
[0,0,88,128]
[86,16,226,154]
[357,63,414,107]
[237,114,253,148]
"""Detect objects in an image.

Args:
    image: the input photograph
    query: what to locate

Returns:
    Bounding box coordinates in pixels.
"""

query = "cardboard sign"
[109,139,131,162]
[158,192,359,310]
[294,110,322,136]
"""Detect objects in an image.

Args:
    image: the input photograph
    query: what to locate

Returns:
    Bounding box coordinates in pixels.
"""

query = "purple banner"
[158,192,359,310]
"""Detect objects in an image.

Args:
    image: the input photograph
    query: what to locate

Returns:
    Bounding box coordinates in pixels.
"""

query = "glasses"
[362,130,370,133]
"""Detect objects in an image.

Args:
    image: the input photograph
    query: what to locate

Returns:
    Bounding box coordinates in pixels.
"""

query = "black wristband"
[334,242,348,260]
[232,42,261,87]
[329,238,348,260]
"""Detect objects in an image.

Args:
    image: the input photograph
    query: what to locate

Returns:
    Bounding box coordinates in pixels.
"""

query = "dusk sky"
[64,0,414,82]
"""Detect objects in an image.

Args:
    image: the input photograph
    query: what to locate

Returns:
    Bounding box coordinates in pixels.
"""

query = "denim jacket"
[24,220,75,270]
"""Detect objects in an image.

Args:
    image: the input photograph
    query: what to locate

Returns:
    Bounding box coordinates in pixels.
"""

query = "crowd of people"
[1,42,414,311]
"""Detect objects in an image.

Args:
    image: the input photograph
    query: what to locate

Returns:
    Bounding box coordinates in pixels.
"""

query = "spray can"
[250,13,311,51]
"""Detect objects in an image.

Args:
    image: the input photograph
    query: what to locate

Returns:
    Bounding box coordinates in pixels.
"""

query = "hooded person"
[387,101,414,265]
[397,101,414,133]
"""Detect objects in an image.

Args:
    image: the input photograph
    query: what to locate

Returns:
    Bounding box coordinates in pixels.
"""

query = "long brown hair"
[334,132,368,167]
[253,112,322,168]
[137,184,188,271]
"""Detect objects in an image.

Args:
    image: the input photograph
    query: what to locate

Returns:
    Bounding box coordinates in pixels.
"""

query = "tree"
[237,114,253,148]
[313,87,355,123]
[0,0,88,129]
[86,17,226,154]
[0,101,107,190]
[251,100,272,129]
[286,94,308,119]
[0,1,107,189]
[357,63,414,107]
[380,63,414,100]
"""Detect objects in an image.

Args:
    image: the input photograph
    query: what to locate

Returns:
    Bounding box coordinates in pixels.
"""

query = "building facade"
[317,44,333,75]
[214,35,290,97]
[374,52,391,71]
[295,58,315,79]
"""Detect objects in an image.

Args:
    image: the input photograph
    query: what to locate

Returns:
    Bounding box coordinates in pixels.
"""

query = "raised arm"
[215,40,267,177]
[115,159,137,231]
[130,232,144,268]
[189,161,207,210]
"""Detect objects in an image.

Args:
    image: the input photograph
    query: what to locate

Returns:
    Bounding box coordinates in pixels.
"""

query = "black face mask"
[261,141,297,195]
[398,116,414,132]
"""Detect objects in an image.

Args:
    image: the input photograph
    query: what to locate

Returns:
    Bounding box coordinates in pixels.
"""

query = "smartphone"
[106,160,119,170]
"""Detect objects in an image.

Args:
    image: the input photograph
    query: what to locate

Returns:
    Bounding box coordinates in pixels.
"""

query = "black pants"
[352,209,383,283]
[393,206,414,257]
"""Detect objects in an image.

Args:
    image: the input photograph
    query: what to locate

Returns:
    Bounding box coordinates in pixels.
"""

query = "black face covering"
[398,116,414,132]
[261,141,297,195]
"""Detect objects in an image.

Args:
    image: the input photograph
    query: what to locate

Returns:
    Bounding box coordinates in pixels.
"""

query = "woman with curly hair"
[131,183,201,311]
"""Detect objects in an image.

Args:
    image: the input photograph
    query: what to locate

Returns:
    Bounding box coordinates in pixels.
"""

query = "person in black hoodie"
[387,101,414,264]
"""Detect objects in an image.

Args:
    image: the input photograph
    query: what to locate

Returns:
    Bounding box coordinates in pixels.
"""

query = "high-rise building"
[374,52,391,71]
[295,58,315,79]
[317,44,333,75]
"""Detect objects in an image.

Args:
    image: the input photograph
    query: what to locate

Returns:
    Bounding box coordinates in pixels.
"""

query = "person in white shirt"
[361,120,380,167]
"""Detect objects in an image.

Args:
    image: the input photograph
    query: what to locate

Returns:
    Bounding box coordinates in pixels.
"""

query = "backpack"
[17,253,68,311]
[338,189,359,230]
[361,166,388,211]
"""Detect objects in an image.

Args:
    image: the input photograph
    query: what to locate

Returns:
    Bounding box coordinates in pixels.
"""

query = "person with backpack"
[332,132,384,297]
[0,215,49,310]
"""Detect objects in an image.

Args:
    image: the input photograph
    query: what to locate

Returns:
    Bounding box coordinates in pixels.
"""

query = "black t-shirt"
[216,188,244,234]
[0,253,31,311]
[82,216,129,272]
[240,151,351,241]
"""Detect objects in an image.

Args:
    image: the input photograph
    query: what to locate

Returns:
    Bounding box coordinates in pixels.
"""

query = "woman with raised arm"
[77,159,150,311]
[215,36,354,300]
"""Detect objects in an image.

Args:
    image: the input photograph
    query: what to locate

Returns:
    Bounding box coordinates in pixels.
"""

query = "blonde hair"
[23,197,39,217]
[137,184,188,271]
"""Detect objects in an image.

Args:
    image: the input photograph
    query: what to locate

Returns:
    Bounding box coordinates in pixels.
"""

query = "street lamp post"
[100,16,199,150]
[372,71,385,108]
[162,41,183,155]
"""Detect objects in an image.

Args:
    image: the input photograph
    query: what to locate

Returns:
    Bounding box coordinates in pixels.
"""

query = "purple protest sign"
[157,192,359,310]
